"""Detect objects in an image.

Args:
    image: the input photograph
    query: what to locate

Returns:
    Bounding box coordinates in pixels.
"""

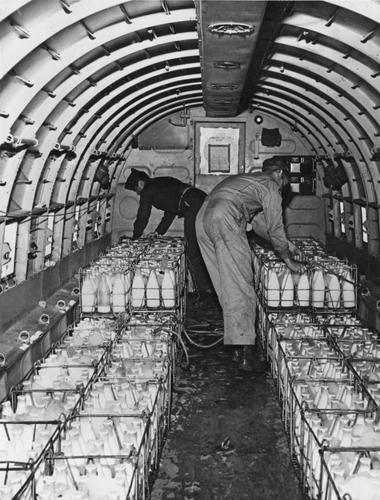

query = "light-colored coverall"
[195,172,290,345]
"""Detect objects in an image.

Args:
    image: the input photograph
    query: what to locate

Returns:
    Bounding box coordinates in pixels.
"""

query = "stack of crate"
[0,237,186,499]
[253,238,380,500]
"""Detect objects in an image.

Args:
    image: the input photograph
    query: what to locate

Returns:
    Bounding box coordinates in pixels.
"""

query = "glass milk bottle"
[97,272,111,313]
[280,267,294,307]
[161,266,175,308]
[266,267,280,307]
[146,268,160,308]
[131,268,146,308]
[81,270,97,313]
[311,267,325,308]
[297,271,310,306]
[341,266,356,308]
[326,270,341,308]
[111,271,126,313]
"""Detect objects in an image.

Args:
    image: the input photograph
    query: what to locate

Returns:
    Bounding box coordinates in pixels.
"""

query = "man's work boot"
[238,345,269,374]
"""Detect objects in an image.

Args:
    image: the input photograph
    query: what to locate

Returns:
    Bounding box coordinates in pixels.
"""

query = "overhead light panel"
[208,22,255,36]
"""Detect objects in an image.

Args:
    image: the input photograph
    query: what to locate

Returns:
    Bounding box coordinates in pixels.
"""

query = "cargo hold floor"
[151,294,305,500]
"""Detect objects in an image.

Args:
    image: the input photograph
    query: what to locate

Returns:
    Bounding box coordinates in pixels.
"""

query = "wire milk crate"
[318,445,380,500]
[256,260,358,313]
[4,356,172,498]
[2,338,113,431]
[79,266,132,319]
[130,260,184,317]
[256,306,322,364]
[291,404,380,500]
[121,313,181,378]
[30,373,168,500]
[28,411,151,500]
[283,374,379,500]
[275,338,348,407]
[0,406,64,500]
[252,237,358,314]
[308,261,357,313]
[321,323,377,342]
[113,337,172,362]
[8,344,111,399]
[91,374,172,470]
[332,338,380,361]
[129,237,186,321]
[64,317,121,352]
[269,329,332,381]
[113,337,175,386]
[288,237,326,254]
[0,420,61,495]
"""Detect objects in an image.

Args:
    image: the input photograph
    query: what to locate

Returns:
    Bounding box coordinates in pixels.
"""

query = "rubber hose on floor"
[182,328,223,349]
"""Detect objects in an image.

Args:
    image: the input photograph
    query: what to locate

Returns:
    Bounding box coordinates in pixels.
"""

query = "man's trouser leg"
[196,200,256,345]
[184,202,211,294]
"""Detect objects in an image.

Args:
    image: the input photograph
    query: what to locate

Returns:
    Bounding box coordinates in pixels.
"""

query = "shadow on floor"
[151,294,305,500]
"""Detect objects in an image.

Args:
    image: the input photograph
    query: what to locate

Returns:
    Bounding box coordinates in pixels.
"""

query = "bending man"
[124,168,210,295]
[195,157,305,372]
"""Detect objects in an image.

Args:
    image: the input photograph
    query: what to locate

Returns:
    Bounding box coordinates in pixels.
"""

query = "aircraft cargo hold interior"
[0,1,380,499]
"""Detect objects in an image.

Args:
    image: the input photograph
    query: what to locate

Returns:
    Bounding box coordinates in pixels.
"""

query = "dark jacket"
[133,177,204,238]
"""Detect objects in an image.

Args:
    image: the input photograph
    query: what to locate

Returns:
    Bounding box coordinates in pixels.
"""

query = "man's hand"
[288,241,304,262]
[284,257,306,274]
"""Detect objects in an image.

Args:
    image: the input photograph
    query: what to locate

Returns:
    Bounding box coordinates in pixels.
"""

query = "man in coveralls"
[195,157,305,372]
[124,168,211,296]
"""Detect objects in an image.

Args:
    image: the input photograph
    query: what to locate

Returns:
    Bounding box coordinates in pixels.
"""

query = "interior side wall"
[0,234,110,331]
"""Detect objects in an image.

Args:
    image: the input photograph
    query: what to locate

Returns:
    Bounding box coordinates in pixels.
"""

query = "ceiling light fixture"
[254,115,263,124]
[208,22,254,36]
[210,82,239,91]
[214,61,240,70]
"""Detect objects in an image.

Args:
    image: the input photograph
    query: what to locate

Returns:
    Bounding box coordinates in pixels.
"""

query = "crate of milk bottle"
[281,365,371,430]
[309,260,357,311]
[314,312,362,328]
[32,411,150,500]
[83,373,171,458]
[94,373,172,460]
[256,307,319,362]
[80,265,132,317]
[285,377,374,450]
[318,446,380,500]
[125,312,182,376]
[123,312,179,342]
[252,239,358,311]
[130,260,181,313]
[268,321,328,380]
[291,398,380,500]
[0,403,63,499]
[257,260,357,311]
[276,341,349,407]
[274,336,361,414]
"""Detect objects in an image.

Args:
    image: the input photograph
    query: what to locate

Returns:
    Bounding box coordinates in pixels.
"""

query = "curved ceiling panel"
[0,0,200,220]
[247,0,380,208]
[0,0,379,236]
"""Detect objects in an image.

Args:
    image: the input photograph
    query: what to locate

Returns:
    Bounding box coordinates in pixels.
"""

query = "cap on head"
[124,168,149,190]
[262,156,287,173]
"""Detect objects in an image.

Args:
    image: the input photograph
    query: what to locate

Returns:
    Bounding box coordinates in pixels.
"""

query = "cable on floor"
[182,327,223,349]
[171,329,190,367]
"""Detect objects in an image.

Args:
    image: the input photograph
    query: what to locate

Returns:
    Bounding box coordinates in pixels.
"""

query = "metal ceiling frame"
[0,0,380,284]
